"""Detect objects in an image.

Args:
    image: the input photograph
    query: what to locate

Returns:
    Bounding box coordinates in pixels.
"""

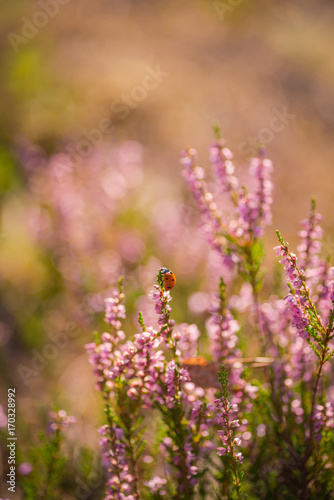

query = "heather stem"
[105,410,125,493]
[302,198,317,270]
[244,245,266,356]
[222,400,242,498]
[307,327,332,456]
[124,427,141,499]
[251,280,266,357]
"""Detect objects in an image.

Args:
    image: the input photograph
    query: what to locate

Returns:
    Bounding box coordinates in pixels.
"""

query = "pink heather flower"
[180,148,226,254]
[181,141,273,276]
[126,328,166,407]
[206,295,240,362]
[171,441,199,491]
[85,286,128,392]
[247,156,273,236]
[214,398,243,464]
[297,203,323,271]
[209,139,238,192]
[164,360,190,407]
[99,423,134,499]
[275,240,313,341]
[176,323,201,359]
[145,476,167,495]
[152,286,173,327]
[49,410,76,433]
[186,400,213,460]
[312,402,334,442]
[223,154,273,241]
[205,281,257,407]
[257,297,315,402]
[316,267,334,326]
[105,291,126,330]
[20,141,143,295]
[285,294,310,340]
[18,462,33,475]
[88,315,167,406]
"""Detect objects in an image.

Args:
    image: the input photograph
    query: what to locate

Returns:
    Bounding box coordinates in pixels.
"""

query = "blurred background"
[1,0,334,497]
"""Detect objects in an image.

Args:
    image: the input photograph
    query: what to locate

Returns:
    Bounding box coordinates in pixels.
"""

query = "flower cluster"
[85,282,128,392]
[153,270,177,334]
[181,141,273,254]
[180,148,226,256]
[105,292,126,330]
[48,410,76,433]
[99,422,135,500]
[275,235,313,340]
[84,137,334,499]
[297,200,323,271]
[144,476,167,496]
[237,155,273,238]
[86,271,221,499]
[164,360,190,407]
[209,138,238,192]
[21,141,143,293]
[213,367,243,495]
[215,400,242,463]
[175,323,201,360]
[206,278,240,362]
[312,402,334,442]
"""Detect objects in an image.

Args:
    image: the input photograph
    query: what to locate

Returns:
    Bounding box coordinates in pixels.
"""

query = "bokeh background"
[1,0,334,497]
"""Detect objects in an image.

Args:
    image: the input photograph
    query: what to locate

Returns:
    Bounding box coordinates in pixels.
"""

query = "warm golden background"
[1,0,334,497]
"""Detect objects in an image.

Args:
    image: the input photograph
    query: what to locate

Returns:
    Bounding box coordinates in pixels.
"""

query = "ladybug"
[160,267,176,291]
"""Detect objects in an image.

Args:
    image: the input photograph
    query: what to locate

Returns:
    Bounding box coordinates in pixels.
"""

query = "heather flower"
[316,266,334,325]
[145,476,167,495]
[181,141,273,255]
[21,141,143,297]
[206,283,240,362]
[213,367,244,496]
[18,462,33,475]
[205,278,257,410]
[312,402,334,442]
[176,323,201,359]
[275,236,315,341]
[180,148,227,256]
[297,199,323,272]
[85,281,127,392]
[285,294,310,340]
[164,360,190,407]
[99,420,135,499]
[257,297,316,403]
[209,138,238,192]
[244,156,273,237]
[152,285,175,338]
[48,410,76,433]
[105,293,126,329]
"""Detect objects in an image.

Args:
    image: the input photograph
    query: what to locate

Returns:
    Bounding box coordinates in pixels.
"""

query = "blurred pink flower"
[19,462,33,475]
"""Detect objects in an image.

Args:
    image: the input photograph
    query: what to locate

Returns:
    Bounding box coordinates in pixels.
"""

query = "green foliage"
[138,310,146,331]
[21,429,68,500]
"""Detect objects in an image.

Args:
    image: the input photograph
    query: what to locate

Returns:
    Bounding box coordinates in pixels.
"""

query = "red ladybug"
[160,267,176,290]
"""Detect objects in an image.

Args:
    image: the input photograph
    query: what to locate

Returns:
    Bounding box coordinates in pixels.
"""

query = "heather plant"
[20,141,144,296]
[20,410,76,500]
[85,135,334,499]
